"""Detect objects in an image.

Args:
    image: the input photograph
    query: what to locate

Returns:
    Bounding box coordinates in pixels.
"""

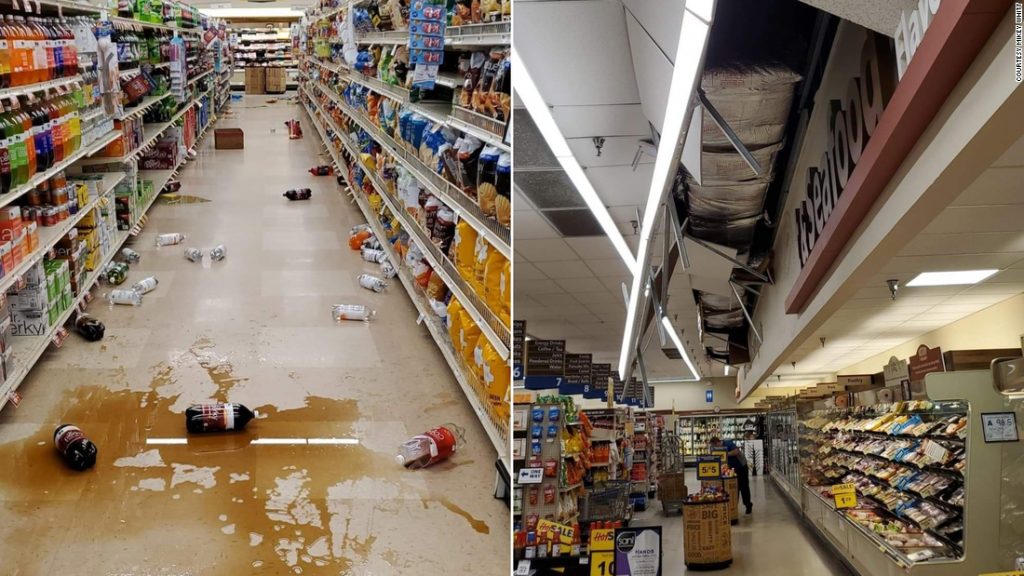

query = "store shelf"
[0,172,126,298]
[354,22,510,47]
[81,100,199,165]
[109,16,201,36]
[0,129,120,212]
[302,98,509,472]
[118,91,174,120]
[0,171,129,413]
[303,88,509,359]
[0,75,83,99]
[316,81,509,258]
[187,68,214,86]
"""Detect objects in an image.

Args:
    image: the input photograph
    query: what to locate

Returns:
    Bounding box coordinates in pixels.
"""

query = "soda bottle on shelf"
[0,18,10,89]
[0,110,12,194]
[38,18,55,82]
[395,425,460,468]
[185,403,258,433]
[54,424,98,470]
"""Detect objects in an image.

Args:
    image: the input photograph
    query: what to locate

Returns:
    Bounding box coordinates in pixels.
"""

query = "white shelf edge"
[0,75,83,100]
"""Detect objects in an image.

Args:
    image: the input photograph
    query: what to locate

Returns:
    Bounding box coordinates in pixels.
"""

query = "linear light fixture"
[725,364,731,376]
[618,0,716,380]
[510,49,637,274]
[199,7,304,18]
[661,316,700,381]
[906,269,999,286]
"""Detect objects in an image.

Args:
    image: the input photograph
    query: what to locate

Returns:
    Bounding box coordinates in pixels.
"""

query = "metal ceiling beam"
[697,88,763,177]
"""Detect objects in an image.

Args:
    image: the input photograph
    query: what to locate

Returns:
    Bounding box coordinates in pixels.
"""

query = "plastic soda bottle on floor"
[121,247,141,263]
[74,314,105,341]
[332,304,374,322]
[132,276,158,294]
[357,274,387,293]
[360,247,386,263]
[185,403,258,433]
[107,289,142,306]
[283,189,312,201]
[184,248,202,262]
[209,244,226,261]
[395,425,458,468]
[156,232,186,246]
[54,424,97,470]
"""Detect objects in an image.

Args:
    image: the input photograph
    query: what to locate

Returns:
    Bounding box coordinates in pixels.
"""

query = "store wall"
[576,378,807,412]
[739,11,1024,398]
[840,293,1024,374]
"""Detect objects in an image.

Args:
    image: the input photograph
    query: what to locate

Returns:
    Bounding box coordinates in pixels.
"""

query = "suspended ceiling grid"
[514,0,729,380]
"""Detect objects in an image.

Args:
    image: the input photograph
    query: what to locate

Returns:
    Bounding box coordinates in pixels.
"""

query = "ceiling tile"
[513,278,565,295]
[534,260,596,279]
[566,236,629,261]
[599,275,631,293]
[514,210,562,240]
[515,238,578,262]
[899,232,1024,257]
[515,262,548,281]
[568,136,654,168]
[923,205,1024,234]
[952,166,1024,206]
[552,104,651,139]
[587,258,632,278]
[589,163,656,207]
[555,277,610,294]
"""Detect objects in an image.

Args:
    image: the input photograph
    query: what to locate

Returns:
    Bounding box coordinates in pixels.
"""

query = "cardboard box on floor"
[266,67,286,94]
[245,68,265,94]
[215,128,244,150]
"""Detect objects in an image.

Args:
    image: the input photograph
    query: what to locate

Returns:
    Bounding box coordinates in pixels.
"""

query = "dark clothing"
[723,440,752,508]
[722,440,744,470]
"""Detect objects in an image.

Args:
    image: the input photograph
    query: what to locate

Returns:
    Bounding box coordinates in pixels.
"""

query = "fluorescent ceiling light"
[510,49,637,273]
[660,316,700,381]
[146,438,188,445]
[619,1,715,379]
[906,270,999,286]
[200,8,303,18]
[724,364,730,376]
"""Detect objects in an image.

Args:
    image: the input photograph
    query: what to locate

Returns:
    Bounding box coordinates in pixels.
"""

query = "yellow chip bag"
[483,250,506,316]
[481,341,510,407]
[447,298,464,352]
[452,221,478,282]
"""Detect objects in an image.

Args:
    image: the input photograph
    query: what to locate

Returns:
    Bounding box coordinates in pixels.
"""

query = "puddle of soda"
[0,373,491,573]
[157,194,212,205]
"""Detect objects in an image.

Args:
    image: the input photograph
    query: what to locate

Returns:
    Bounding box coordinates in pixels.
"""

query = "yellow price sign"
[589,528,615,552]
[711,450,728,465]
[697,460,721,479]
[830,483,856,495]
[590,551,615,576]
[834,491,857,509]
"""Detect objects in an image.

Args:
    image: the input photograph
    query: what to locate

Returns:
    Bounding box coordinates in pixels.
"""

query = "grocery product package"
[458,311,481,368]
[483,249,506,316]
[451,220,478,283]
[447,297,464,352]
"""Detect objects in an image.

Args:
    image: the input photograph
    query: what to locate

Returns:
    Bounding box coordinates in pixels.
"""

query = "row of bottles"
[117,0,203,29]
[0,15,81,89]
[0,92,83,194]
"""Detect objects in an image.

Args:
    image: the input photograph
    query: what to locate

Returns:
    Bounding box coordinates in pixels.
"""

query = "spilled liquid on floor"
[0,337,491,574]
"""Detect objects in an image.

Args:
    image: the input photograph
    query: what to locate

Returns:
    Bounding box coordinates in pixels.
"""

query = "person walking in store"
[710,436,753,514]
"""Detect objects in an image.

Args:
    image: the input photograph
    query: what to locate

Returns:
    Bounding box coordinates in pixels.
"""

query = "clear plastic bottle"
[396,426,458,468]
[360,247,386,263]
[155,232,186,246]
[332,304,374,322]
[357,274,386,293]
[132,276,158,294]
[209,244,226,261]
[107,289,142,306]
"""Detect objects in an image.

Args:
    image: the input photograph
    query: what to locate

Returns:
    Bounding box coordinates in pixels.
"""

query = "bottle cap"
[395,454,406,466]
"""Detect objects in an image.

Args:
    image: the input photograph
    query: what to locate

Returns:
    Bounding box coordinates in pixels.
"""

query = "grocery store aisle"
[0,95,508,575]
[633,473,852,575]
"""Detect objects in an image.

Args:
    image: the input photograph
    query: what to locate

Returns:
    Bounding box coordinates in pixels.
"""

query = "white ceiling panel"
[899,232,1024,257]
[516,262,548,281]
[514,186,535,211]
[625,11,673,131]
[514,278,566,296]
[515,238,579,262]
[924,205,1024,234]
[588,163,656,207]
[551,104,651,138]
[514,209,562,240]
[542,293,589,308]
[599,276,631,293]
[587,258,633,278]
[989,268,1024,282]
[534,260,597,279]
[567,136,655,168]
[516,1,640,107]
[951,167,1024,206]
[991,134,1024,167]
[576,290,625,307]
[881,253,1023,275]
[566,236,626,261]
[622,0,684,61]
[555,277,611,294]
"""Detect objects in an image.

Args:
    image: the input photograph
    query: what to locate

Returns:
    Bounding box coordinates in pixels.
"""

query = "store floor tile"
[631,472,853,574]
[0,95,509,575]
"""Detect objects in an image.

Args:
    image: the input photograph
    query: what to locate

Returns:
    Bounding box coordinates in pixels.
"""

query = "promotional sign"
[696,455,721,479]
[512,320,526,381]
[830,483,857,509]
[711,450,728,466]
[524,339,566,390]
[589,527,616,576]
[981,412,1020,443]
[908,344,945,383]
[614,527,662,576]
[883,355,910,388]
[518,468,544,484]
[562,353,592,396]
[586,363,611,400]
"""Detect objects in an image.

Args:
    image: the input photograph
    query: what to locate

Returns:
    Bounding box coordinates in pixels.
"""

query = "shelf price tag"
[589,528,616,576]
[697,455,721,480]
[830,483,857,509]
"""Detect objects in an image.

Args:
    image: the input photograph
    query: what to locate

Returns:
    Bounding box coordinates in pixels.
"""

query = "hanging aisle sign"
[561,353,592,395]
[512,320,526,381]
[524,339,565,390]
[612,375,626,403]
[586,364,612,400]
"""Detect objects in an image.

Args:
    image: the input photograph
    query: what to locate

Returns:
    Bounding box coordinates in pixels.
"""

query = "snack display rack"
[229,27,297,91]
[629,411,657,510]
[0,4,221,415]
[782,371,1009,576]
[297,0,512,492]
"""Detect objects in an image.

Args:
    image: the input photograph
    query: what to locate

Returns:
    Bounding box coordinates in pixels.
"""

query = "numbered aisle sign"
[589,527,615,576]
[830,483,857,509]
[696,455,721,480]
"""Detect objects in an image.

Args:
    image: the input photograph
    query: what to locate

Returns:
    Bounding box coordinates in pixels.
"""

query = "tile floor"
[0,96,509,575]
[630,472,853,575]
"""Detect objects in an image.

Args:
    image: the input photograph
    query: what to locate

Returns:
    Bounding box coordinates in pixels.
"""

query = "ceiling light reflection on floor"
[146,437,360,445]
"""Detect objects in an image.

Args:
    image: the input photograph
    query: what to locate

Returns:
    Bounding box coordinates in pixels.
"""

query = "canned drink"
[121,248,141,263]
[184,248,203,262]
[332,304,374,322]
[361,248,386,264]
[350,223,371,236]
[132,276,159,294]
[380,260,397,279]
[107,289,142,306]
[361,237,382,250]
[156,233,186,247]
[209,244,226,261]
[357,274,387,293]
